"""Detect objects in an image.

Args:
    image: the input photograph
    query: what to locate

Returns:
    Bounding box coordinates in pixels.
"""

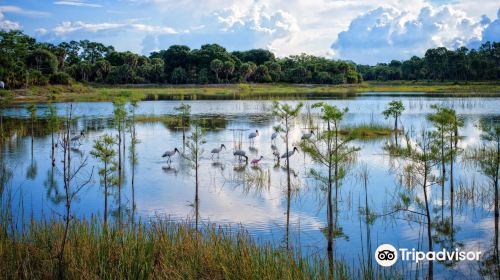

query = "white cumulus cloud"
[331,4,496,64]
[0,12,21,30]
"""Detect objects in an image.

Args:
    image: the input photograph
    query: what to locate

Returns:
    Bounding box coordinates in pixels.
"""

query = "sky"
[0,0,499,65]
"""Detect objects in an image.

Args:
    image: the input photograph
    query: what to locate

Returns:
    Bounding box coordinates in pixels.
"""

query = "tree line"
[357,42,500,81]
[1,30,499,89]
[0,30,361,89]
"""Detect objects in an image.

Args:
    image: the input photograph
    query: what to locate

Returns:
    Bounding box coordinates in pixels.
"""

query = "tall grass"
[0,217,348,279]
[340,122,394,139]
[9,81,500,103]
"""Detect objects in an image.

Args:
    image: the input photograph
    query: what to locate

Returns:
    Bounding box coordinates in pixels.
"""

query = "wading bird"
[162,148,180,163]
[281,147,299,159]
[271,131,278,142]
[301,130,314,140]
[251,156,264,165]
[272,150,280,162]
[233,149,248,162]
[70,131,85,144]
[211,144,226,159]
[248,130,259,144]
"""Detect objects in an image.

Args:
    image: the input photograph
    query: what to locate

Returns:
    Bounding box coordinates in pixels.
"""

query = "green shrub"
[28,70,49,86]
[49,72,72,85]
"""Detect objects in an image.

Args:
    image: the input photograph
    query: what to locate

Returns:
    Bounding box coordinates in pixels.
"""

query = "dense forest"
[357,42,500,81]
[0,30,361,89]
[0,30,498,89]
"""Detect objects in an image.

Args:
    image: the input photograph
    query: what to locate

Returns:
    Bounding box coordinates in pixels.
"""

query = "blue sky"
[1,0,499,64]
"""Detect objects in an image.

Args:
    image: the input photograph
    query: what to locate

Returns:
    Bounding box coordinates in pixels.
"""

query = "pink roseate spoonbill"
[162,148,180,163]
[251,156,264,165]
[301,130,315,140]
[211,144,226,159]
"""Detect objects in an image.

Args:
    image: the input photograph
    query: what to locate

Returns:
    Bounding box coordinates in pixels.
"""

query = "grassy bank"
[7,81,500,102]
[0,218,346,279]
[341,123,394,139]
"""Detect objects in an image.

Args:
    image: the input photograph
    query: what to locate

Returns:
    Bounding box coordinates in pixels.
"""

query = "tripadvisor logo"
[375,244,398,267]
[375,244,482,267]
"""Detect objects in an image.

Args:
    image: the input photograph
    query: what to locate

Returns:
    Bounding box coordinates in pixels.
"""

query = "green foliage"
[171,67,187,84]
[382,100,405,131]
[2,30,498,89]
[0,217,339,279]
[27,103,37,121]
[28,70,49,86]
[90,134,118,188]
[272,101,304,123]
[382,100,404,121]
[184,124,206,169]
[475,120,500,181]
[49,72,72,85]
[174,103,191,125]
[45,104,60,133]
[358,42,500,81]
[26,48,58,75]
[0,31,363,88]
[210,59,223,82]
[301,102,359,186]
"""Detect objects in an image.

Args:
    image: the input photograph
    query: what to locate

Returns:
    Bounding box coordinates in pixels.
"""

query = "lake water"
[1,93,499,279]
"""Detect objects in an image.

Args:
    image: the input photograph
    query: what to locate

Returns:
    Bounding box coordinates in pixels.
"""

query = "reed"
[8,81,500,103]
[0,217,345,279]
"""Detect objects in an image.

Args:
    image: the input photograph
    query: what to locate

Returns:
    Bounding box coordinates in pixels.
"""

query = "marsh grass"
[135,115,228,130]
[9,81,500,103]
[0,217,348,279]
[340,123,394,139]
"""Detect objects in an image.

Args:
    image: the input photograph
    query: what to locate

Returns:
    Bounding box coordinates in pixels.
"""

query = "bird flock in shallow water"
[162,128,314,167]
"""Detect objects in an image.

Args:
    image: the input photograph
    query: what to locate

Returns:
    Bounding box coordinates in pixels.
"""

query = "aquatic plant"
[58,104,93,278]
[90,134,117,225]
[382,100,405,145]
[271,101,303,249]
[300,102,359,278]
[46,103,61,166]
[174,102,191,142]
[183,124,206,230]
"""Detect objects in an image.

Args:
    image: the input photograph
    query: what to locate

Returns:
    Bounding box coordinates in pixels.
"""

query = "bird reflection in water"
[162,165,179,176]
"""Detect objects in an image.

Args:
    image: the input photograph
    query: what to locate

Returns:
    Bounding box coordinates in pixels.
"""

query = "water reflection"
[1,96,499,278]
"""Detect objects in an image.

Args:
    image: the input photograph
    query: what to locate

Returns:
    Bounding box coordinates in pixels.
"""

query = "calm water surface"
[1,94,499,279]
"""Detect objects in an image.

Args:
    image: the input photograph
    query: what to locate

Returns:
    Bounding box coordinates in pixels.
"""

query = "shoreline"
[6,82,500,103]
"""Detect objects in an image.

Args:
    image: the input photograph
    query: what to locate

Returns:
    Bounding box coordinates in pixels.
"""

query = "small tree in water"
[271,101,303,249]
[128,100,140,222]
[174,103,191,143]
[476,120,500,276]
[382,100,405,145]
[57,104,93,278]
[113,98,127,174]
[300,102,358,278]
[91,134,117,226]
[46,104,60,167]
[271,101,303,191]
[386,130,439,280]
[27,103,37,159]
[183,123,206,230]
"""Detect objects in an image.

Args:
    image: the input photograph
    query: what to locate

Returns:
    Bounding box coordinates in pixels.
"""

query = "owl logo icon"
[375,244,398,267]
